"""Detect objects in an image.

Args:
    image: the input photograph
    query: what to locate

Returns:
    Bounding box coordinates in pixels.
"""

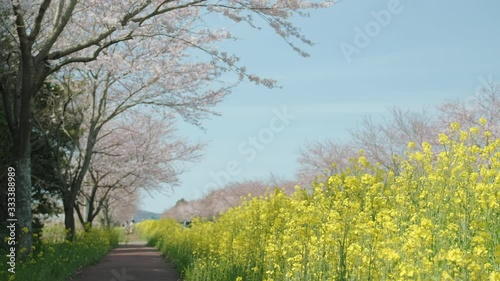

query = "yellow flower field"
[139,122,499,281]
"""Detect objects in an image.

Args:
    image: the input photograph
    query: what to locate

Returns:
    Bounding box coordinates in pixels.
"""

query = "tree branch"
[29,0,53,41]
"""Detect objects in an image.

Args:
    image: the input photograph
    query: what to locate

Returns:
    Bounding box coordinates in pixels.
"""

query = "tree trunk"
[102,199,113,229]
[85,207,98,231]
[64,130,98,235]
[6,38,50,253]
[13,86,35,253]
[63,194,76,241]
[84,206,94,232]
[75,203,88,231]
[84,187,97,231]
[14,155,33,253]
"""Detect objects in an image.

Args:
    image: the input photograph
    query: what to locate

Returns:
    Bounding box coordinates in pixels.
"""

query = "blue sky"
[141,0,500,213]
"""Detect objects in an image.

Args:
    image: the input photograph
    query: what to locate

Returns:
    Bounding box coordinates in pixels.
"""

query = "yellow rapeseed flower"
[449,122,461,131]
[479,117,487,127]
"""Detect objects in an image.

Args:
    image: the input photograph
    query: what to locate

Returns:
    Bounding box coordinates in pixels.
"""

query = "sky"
[140,0,500,213]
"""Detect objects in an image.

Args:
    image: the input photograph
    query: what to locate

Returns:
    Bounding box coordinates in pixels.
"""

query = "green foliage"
[40,224,67,243]
[0,228,119,281]
[1,81,74,240]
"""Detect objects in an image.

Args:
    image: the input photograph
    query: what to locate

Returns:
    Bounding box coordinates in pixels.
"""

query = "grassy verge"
[0,228,119,281]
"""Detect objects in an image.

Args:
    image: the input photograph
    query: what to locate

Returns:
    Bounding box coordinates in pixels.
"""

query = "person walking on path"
[124,221,130,235]
[129,220,135,234]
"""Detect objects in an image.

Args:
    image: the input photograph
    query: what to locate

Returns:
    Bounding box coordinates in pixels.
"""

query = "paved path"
[69,241,182,281]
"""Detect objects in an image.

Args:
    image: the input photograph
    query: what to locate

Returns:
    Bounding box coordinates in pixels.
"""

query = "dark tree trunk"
[63,193,76,241]
[2,0,77,252]
[63,131,98,236]
[4,36,51,252]
[85,207,97,231]
[14,155,32,252]
[84,186,98,230]
[83,182,107,230]
[75,203,86,230]
[12,81,36,253]
[102,199,113,229]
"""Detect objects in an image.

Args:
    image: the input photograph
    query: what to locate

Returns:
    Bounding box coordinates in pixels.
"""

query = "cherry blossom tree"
[0,0,333,249]
[76,112,203,229]
[38,64,209,239]
[349,85,500,174]
[296,139,356,187]
[99,187,140,229]
[349,107,438,172]
[295,107,438,183]
[163,198,200,222]
[163,178,297,220]
[438,81,500,138]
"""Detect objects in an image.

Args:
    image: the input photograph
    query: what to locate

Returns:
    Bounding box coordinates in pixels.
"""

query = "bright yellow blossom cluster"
[139,123,499,281]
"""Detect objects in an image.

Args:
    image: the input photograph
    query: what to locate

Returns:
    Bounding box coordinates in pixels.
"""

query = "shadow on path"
[69,242,182,281]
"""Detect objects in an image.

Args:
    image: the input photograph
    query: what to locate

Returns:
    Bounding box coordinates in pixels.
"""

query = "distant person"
[124,221,130,235]
[129,220,135,234]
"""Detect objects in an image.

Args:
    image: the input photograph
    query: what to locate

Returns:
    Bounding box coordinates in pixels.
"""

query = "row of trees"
[1,77,203,237]
[164,177,297,221]
[163,81,499,221]
[297,82,500,185]
[0,0,333,251]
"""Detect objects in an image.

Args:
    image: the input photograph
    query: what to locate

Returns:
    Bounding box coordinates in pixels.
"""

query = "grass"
[0,228,119,281]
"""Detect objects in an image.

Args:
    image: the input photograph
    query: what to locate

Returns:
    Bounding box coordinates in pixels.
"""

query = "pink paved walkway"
[69,241,181,281]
